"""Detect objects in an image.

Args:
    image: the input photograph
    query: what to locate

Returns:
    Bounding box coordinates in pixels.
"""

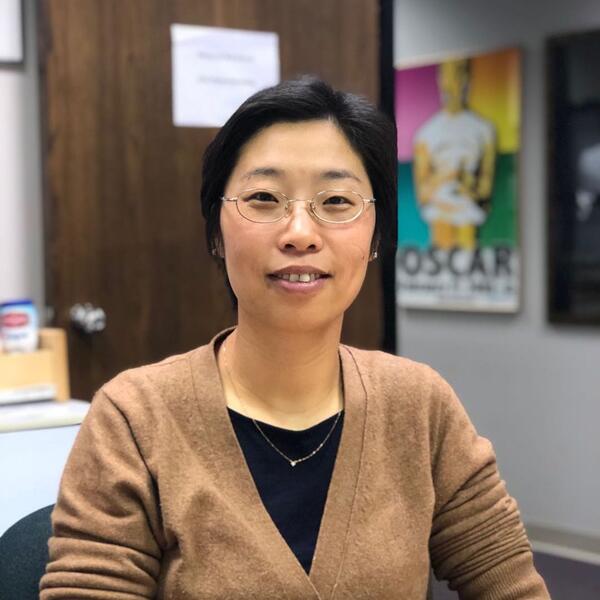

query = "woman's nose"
[277,201,323,253]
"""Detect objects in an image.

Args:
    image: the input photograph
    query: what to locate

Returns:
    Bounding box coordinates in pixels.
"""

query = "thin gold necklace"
[221,339,343,468]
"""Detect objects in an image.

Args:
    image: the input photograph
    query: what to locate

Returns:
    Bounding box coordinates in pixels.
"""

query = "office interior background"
[0,0,599,597]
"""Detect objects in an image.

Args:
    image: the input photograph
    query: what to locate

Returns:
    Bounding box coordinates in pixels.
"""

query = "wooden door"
[38,0,382,400]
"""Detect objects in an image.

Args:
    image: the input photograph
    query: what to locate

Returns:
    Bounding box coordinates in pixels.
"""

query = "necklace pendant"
[290,460,297,467]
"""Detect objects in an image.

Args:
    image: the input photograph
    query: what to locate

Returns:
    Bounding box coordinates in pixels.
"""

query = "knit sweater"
[40,329,550,599]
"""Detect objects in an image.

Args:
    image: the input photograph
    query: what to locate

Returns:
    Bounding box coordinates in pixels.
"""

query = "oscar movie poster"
[395,47,521,312]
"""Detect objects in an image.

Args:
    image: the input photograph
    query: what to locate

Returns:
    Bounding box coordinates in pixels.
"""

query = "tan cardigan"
[40,329,549,599]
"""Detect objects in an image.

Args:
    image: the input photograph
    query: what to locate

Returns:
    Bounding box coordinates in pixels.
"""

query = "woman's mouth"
[271,272,324,283]
[267,271,331,293]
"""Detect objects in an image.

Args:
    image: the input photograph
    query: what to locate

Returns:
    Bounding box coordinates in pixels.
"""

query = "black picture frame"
[547,28,600,325]
[0,0,24,66]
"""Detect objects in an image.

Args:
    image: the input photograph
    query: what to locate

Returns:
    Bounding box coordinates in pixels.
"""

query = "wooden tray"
[0,328,70,401]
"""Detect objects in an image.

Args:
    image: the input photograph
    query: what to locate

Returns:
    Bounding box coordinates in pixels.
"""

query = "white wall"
[395,0,600,538]
[0,1,44,311]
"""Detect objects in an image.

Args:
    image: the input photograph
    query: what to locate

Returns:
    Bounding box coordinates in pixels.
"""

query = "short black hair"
[200,76,397,295]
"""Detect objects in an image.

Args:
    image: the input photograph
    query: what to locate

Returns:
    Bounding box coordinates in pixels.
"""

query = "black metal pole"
[379,0,398,354]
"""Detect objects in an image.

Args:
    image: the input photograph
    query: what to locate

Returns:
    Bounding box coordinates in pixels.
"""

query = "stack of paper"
[0,400,89,432]
[0,383,57,405]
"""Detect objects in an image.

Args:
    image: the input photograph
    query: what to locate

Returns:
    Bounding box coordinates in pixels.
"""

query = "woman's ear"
[369,237,380,262]
[211,236,225,259]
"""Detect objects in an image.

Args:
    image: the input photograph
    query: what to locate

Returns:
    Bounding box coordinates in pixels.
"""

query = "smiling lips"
[273,273,323,283]
[268,267,330,286]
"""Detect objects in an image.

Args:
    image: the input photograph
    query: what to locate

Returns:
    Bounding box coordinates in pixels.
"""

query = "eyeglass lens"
[236,189,364,223]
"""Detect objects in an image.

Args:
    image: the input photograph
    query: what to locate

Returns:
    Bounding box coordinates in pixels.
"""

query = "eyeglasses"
[221,188,376,224]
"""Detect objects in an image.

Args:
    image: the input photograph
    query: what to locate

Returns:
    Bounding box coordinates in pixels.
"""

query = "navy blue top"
[228,408,344,574]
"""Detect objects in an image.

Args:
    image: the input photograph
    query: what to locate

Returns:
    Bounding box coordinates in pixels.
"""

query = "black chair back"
[0,504,54,600]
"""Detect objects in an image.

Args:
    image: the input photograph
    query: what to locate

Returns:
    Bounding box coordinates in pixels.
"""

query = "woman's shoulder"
[340,345,458,416]
[98,342,217,418]
[341,345,447,390]
[72,341,223,469]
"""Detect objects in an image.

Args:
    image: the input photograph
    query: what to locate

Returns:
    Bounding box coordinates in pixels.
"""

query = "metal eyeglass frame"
[221,188,376,224]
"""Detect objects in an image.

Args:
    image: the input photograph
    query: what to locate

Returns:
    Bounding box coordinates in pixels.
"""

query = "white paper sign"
[171,24,280,128]
[0,0,24,63]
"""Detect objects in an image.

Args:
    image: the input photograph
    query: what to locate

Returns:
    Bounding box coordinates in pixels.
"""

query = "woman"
[41,78,549,599]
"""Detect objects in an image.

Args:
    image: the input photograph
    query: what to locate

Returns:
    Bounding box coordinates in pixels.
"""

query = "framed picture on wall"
[395,47,522,312]
[0,0,24,65]
[547,29,600,325]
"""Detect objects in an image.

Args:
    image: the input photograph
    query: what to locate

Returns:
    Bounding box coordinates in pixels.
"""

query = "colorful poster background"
[395,48,521,312]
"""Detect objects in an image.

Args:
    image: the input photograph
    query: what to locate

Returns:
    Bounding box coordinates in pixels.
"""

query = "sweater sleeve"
[39,388,163,599]
[427,372,550,599]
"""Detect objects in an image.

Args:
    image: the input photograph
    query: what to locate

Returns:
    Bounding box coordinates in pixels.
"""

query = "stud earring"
[370,250,378,260]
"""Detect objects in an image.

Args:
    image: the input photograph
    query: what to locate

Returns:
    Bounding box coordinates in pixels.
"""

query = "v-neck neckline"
[188,328,368,600]
[227,405,343,433]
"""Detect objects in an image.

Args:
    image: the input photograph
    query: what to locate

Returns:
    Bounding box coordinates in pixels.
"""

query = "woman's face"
[220,119,376,332]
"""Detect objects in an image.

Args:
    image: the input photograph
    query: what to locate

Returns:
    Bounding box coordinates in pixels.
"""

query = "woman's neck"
[218,316,343,430]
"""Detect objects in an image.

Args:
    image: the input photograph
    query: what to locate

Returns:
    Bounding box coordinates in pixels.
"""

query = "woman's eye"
[324,195,352,206]
[249,191,278,203]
